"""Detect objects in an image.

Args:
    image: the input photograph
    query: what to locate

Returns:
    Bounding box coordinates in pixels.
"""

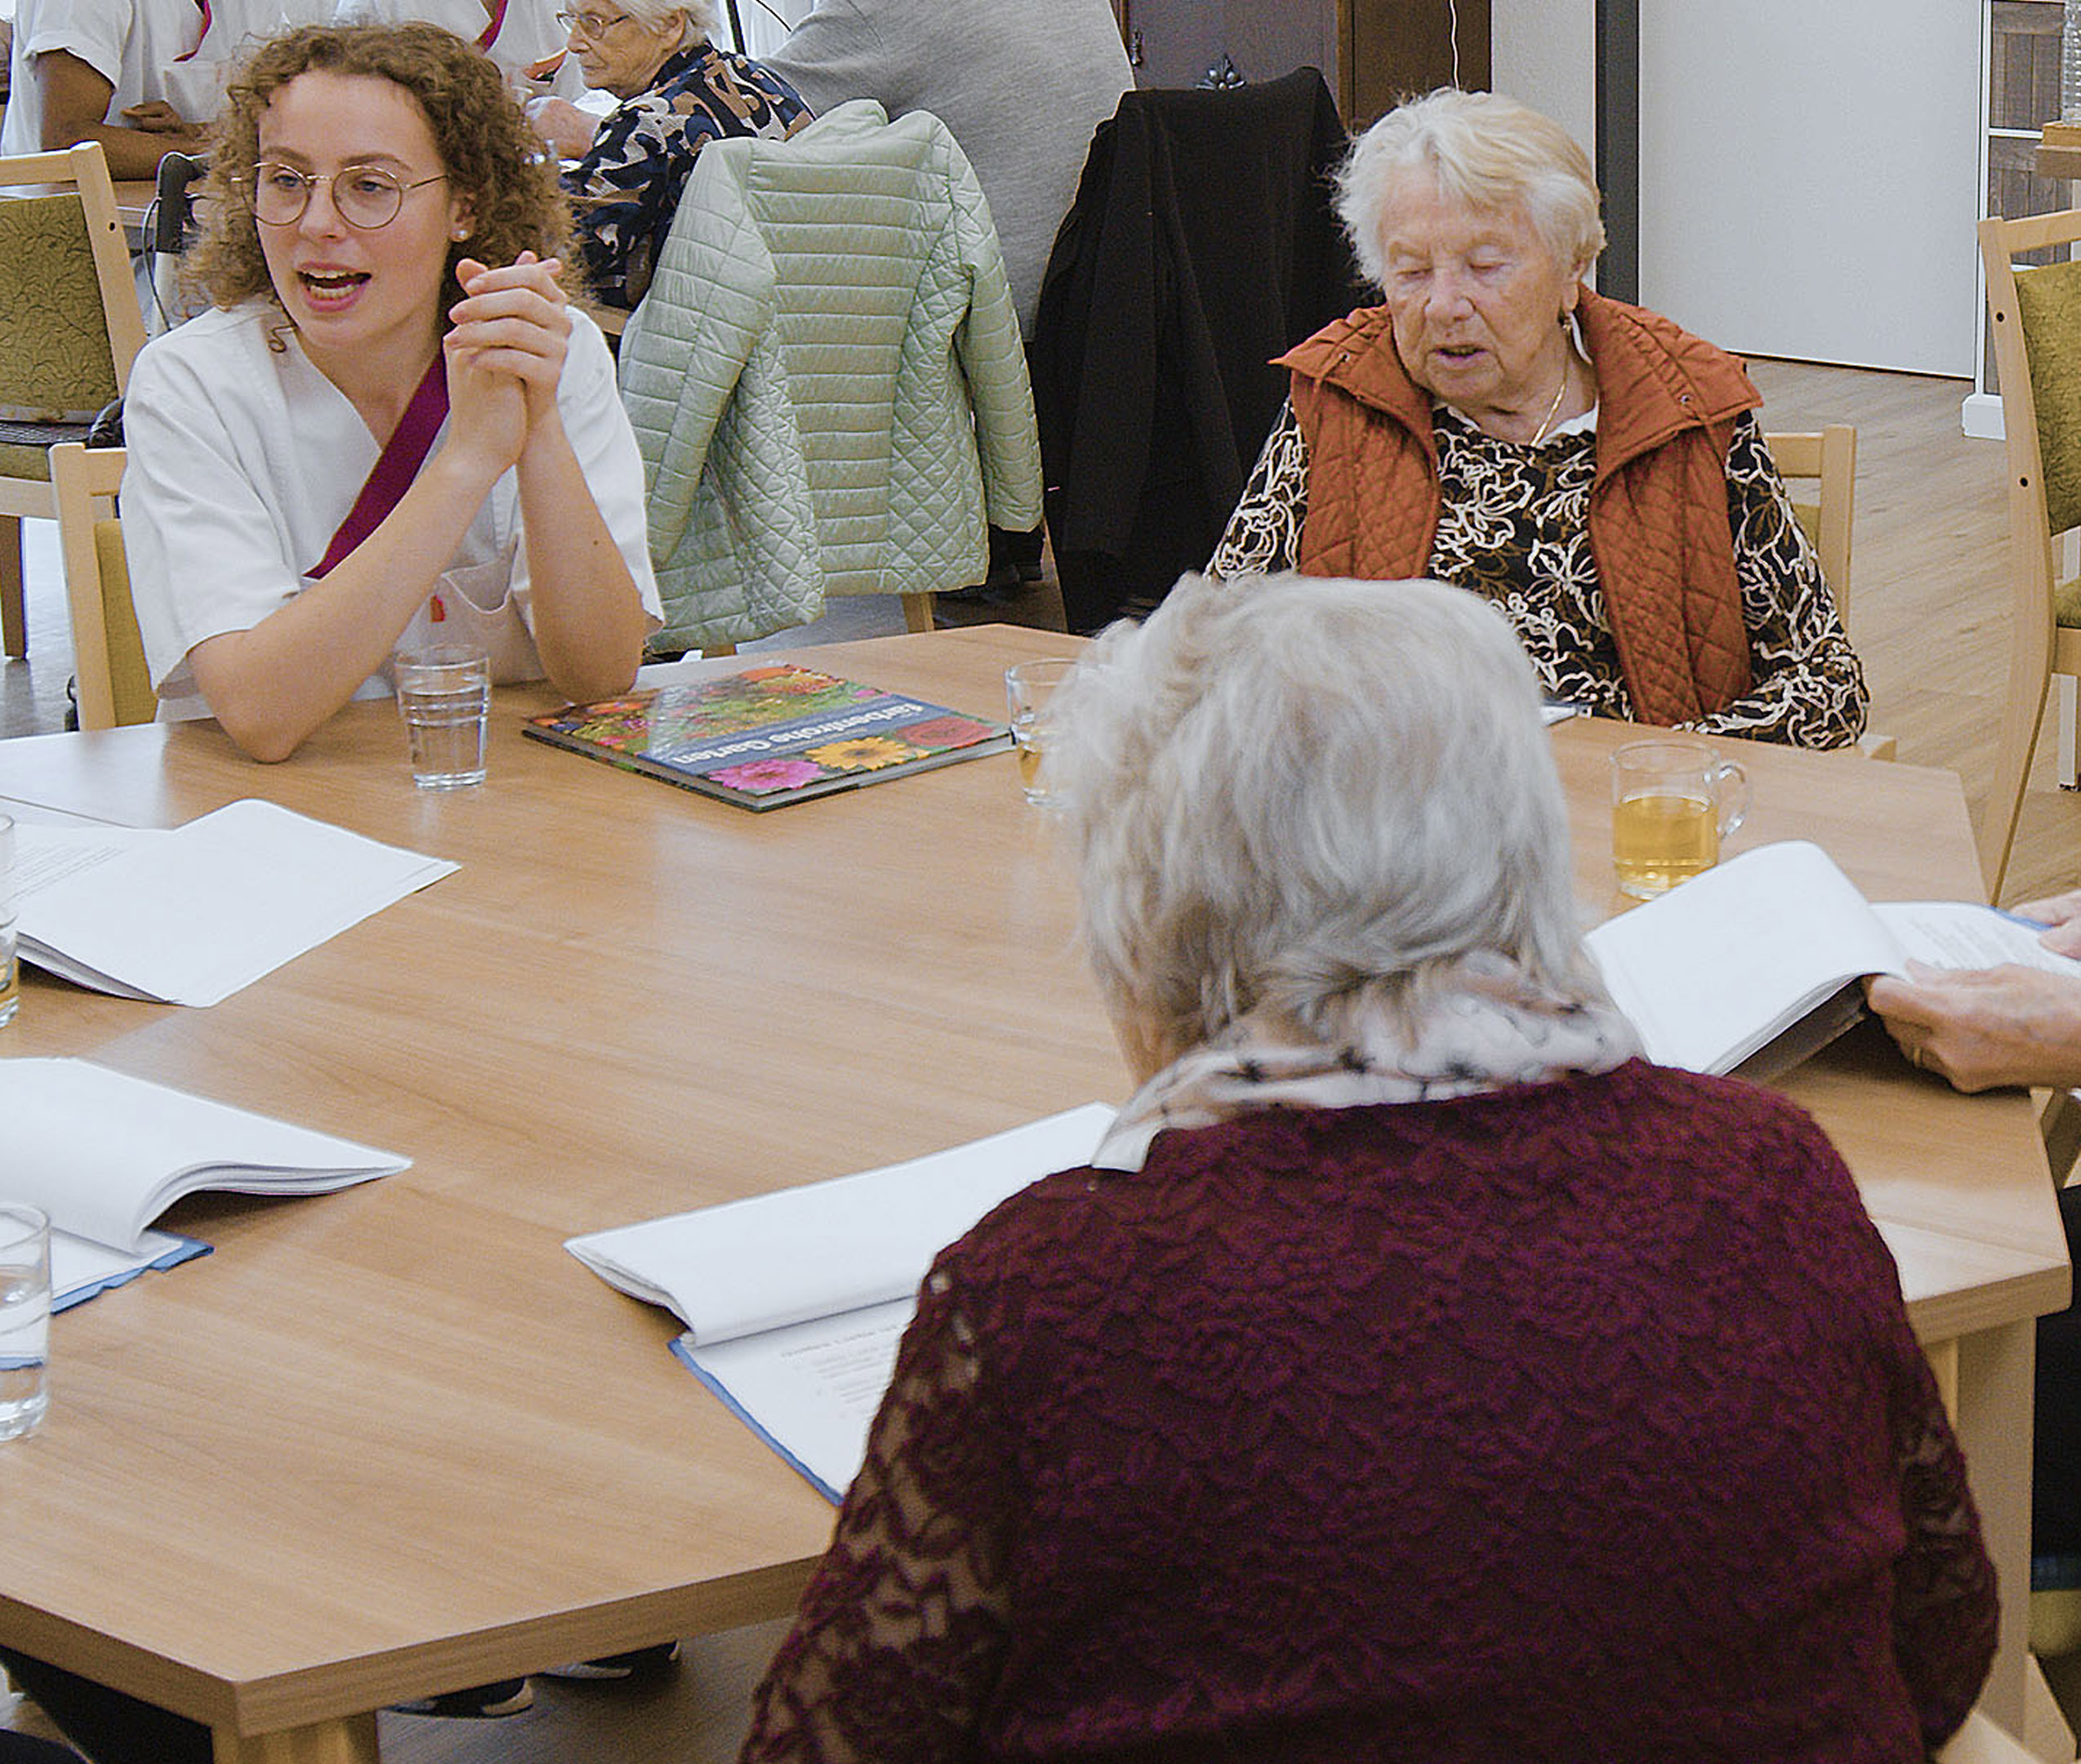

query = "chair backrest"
[0,143,148,421]
[1974,204,2081,896]
[622,101,1043,653]
[49,443,154,730]
[1764,425,1856,612]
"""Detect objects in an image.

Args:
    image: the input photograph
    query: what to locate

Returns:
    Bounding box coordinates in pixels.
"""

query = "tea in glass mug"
[1611,739,1749,899]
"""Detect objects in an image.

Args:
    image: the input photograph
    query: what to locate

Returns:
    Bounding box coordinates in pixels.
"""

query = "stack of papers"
[11,799,457,1006]
[1,1058,410,1307]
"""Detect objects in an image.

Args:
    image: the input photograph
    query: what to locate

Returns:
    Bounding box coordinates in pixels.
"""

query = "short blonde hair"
[1337,87,1606,290]
[1044,572,1593,1065]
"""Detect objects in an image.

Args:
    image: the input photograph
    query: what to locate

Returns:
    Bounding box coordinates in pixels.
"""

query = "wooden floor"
[5,355,2080,1762]
[1743,358,2081,906]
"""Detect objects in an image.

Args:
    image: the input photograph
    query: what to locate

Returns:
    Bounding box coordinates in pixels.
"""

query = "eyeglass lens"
[252,165,422,229]
[557,10,628,38]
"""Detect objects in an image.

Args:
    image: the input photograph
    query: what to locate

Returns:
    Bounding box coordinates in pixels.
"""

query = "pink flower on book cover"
[893,715,995,751]
[710,757,830,794]
[805,736,922,773]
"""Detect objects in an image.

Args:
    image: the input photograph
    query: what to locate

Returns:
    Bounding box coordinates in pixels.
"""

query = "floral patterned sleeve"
[738,1267,1014,1763]
[1684,412,1869,748]
[1206,400,1309,578]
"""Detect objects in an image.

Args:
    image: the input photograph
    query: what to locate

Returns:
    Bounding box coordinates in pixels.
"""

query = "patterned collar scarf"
[1092,951,1641,1174]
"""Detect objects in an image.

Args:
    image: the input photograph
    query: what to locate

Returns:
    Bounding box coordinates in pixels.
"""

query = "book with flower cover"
[520,664,1014,809]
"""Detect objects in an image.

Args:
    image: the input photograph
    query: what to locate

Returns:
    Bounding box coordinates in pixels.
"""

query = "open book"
[1584,840,2081,1078]
[10,800,458,1007]
[567,1103,1117,1502]
[2,1058,410,1309]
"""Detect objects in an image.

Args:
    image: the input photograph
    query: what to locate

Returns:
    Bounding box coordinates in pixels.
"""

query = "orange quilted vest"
[1278,291,1760,727]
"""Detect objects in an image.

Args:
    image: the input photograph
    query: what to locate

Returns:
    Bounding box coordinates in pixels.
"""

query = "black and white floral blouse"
[1207,400,1868,749]
[564,39,812,309]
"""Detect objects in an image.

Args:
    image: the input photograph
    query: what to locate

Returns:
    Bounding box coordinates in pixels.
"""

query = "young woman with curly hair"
[123,20,658,761]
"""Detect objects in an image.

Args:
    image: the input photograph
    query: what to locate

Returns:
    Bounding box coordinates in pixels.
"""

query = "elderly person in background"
[738,570,1993,1762]
[523,0,809,307]
[1210,89,1866,750]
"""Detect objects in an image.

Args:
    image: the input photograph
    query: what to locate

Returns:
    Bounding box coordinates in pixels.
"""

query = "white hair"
[613,0,716,47]
[1044,572,1595,1065]
[1337,87,1606,291]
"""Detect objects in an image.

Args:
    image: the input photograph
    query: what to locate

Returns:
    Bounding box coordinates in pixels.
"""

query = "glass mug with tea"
[1611,737,1750,898]
[1005,657,1077,807]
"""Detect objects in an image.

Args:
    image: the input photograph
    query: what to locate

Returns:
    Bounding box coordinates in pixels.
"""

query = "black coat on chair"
[1029,67,1365,633]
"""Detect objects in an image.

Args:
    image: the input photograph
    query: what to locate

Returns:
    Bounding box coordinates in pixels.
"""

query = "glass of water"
[0,1202,51,1441]
[394,647,492,790]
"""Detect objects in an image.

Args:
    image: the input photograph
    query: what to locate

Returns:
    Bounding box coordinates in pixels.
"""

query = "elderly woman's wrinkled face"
[1375,172,1580,423]
[564,4,685,98]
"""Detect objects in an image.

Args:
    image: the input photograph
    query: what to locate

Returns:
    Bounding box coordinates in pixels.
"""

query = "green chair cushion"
[0,194,121,421]
[0,419,93,481]
[2054,575,2081,630]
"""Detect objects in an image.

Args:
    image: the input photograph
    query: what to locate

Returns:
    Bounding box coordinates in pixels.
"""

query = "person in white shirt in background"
[331,0,596,100]
[0,0,328,176]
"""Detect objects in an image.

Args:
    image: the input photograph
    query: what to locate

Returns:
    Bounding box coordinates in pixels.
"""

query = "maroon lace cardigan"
[741,1060,1997,1762]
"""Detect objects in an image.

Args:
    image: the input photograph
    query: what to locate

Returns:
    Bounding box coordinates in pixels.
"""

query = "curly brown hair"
[190,22,576,319]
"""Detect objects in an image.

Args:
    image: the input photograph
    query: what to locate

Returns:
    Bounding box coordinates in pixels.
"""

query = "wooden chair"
[0,142,148,662]
[1764,425,1892,761]
[48,443,153,730]
[1976,206,2081,902]
[1766,425,1856,609]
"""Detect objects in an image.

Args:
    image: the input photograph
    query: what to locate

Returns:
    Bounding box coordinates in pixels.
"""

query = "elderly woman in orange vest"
[1209,88,1866,749]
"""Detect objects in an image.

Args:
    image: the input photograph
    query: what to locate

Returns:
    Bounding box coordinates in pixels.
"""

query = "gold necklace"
[1528,361,1571,445]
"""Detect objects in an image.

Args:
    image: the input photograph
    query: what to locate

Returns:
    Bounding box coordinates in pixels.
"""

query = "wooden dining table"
[0,625,2069,1761]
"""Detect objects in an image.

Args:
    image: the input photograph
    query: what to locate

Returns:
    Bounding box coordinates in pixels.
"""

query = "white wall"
[1638,1,1981,373]
[1493,0,1982,375]
[1491,0,1594,176]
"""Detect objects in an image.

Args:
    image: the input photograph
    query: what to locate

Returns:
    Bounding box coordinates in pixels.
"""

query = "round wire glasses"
[248,164,449,230]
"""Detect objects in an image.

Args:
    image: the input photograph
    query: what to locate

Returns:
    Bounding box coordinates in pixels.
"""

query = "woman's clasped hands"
[443,250,573,479]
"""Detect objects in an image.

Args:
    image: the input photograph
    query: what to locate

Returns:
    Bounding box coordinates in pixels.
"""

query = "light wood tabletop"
[0,628,2067,1761]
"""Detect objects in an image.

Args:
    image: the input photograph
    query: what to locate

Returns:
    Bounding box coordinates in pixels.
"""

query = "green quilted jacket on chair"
[620,100,1045,652]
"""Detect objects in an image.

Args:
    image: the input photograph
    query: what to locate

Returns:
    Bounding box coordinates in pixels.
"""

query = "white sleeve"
[122,335,319,706]
[515,310,662,625]
[21,0,135,86]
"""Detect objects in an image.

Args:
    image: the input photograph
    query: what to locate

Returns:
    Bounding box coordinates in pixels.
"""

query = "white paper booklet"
[568,1102,1118,1502]
[1,1058,411,1308]
[1584,840,2081,1077]
[11,800,458,1007]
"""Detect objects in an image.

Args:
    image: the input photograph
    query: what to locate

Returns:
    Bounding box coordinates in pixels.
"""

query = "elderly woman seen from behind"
[1210,89,1865,749]
[524,0,809,306]
[738,572,1992,1762]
